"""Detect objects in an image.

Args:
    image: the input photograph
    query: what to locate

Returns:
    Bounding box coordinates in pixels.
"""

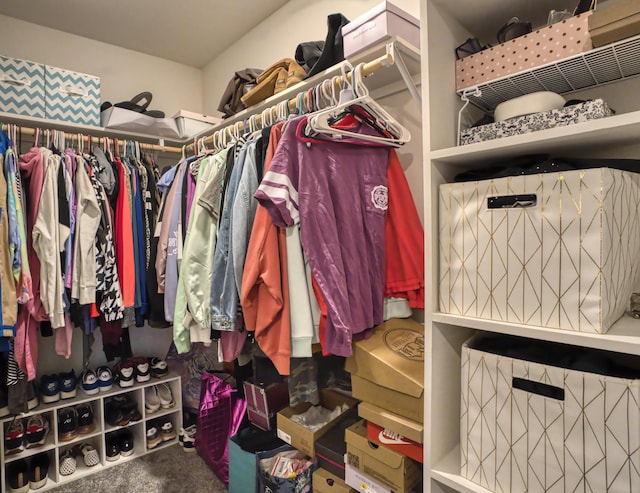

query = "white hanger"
[307,63,411,147]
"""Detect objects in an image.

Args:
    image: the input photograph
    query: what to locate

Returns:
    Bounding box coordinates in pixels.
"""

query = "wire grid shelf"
[458,34,640,113]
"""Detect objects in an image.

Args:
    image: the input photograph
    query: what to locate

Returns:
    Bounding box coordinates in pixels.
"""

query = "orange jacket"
[241,123,291,376]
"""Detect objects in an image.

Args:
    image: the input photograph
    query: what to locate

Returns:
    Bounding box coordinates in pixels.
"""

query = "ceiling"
[0,0,290,68]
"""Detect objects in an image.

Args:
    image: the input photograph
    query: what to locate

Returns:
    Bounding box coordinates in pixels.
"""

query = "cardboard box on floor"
[358,401,423,444]
[276,389,358,458]
[345,318,424,423]
[314,467,357,493]
[366,419,423,463]
[345,420,422,493]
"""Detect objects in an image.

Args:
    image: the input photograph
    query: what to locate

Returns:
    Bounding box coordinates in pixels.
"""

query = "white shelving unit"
[457,34,640,113]
[423,1,640,492]
[0,373,181,493]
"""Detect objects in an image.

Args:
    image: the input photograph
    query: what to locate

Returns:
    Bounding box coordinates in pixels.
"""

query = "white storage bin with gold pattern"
[439,167,640,333]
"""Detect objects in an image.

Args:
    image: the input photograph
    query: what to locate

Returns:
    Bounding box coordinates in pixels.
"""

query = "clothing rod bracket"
[386,41,421,106]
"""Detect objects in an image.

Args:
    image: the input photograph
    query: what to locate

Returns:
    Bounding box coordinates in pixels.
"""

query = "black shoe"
[76,404,96,435]
[146,422,161,449]
[119,430,134,457]
[150,357,168,378]
[120,397,142,423]
[105,435,120,462]
[29,453,49,490]
[104,398,127,428]
[58,407,78,442]
[7,459,29,493]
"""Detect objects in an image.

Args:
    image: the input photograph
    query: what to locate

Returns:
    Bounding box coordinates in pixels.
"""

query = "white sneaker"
[156,383,174,409]
[160,420,176,441]
[144,386,161,414]
[97,367,113,392]
[136,361,150,383]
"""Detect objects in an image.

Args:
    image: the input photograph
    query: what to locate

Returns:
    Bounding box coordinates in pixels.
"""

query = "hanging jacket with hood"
[16,146,49,379]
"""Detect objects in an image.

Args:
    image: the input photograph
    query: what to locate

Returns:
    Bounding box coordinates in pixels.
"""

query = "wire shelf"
[459,34,640,112]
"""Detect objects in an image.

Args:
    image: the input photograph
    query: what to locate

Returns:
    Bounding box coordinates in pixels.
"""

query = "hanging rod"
[0,123,182,154]
[184,49,398,154]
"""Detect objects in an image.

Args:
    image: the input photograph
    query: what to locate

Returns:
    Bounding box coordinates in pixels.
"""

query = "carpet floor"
[48,444,227,493]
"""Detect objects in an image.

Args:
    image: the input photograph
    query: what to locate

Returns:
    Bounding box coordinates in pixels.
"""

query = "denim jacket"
[210,140,252,331]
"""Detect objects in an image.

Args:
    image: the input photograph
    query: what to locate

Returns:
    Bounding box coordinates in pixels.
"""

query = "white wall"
[202,0,420,115]
[0,14,204,117]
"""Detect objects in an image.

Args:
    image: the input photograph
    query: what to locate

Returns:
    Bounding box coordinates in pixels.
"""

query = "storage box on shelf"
[439,166,640,333]
[173,110,220,139]
[462,333,640,492]
[1,372,181,493]
[455,13,593,92]
[342,1,420,58]
[459,98,614,145]
[45,65,100,127]
[589,0,640,47]
[0,55,45,118]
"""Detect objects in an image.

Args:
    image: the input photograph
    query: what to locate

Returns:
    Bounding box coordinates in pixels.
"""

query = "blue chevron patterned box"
[45,65,100,126]
[0,56,45,118]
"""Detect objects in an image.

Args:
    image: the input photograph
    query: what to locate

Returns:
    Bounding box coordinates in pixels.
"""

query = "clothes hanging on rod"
[0,125,168,389]
[153,70,424,380]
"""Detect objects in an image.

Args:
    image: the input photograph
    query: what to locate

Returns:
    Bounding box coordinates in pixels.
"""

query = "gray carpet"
[48,444,227,493]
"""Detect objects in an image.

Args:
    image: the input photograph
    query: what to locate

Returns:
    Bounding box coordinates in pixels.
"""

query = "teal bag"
[229,431,257,493]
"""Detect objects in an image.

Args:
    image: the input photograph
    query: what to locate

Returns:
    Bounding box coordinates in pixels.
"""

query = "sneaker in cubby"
[96,366,113,392]
[116,361,135,388]
[150,357,168,378]
[146,422,162,450]
[76,404,96,435]
[58,370,77,399]
[39,375,59,404]
[159,419,176,442]
[81,369,99,395]
[5,417,25,455]
[135,359,150,383]
[25,414,49,449]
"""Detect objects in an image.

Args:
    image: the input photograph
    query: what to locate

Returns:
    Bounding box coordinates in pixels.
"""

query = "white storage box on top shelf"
[461,333,640,493]
[173,110,221,139]
[45,65,100,127]
[0,55,45,119]
[439,166,640,333]
[342,1,420,58]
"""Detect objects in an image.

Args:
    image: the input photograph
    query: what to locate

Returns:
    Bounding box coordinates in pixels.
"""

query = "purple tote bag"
[195,371,247,486]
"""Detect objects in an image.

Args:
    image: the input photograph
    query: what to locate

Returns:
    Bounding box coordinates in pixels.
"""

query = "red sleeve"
[384,150,425,309]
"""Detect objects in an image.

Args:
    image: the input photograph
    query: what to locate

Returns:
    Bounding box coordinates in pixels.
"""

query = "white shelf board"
[58,461,105,483]
[457,34,640,113]
[432,446,494,493]
[431,109,640,165]
[58,428,103,448]
[4,436,55,463]
[144,405,180,422]
[103,450,143,468]
[146,438,178,454]
[0,112,183,146]
[433,312,640,355]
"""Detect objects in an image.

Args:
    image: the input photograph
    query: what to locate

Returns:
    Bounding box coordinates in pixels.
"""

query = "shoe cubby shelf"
[1,373,182,493]
[458,34,640,113]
